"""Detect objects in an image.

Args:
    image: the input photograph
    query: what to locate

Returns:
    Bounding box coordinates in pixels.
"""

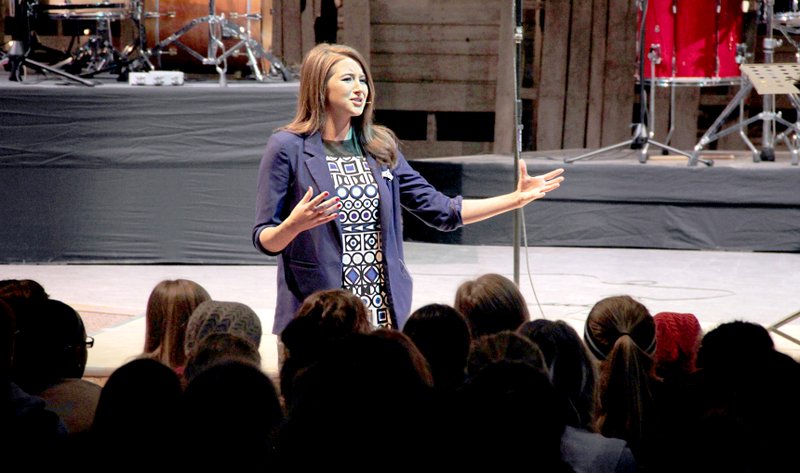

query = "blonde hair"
[282,43,399,167]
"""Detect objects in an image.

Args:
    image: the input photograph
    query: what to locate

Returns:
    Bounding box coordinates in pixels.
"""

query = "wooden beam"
[371,25,498,55]
[494,0,514,154]
[281,0,303,66]
[536,0,571,150]
[375,82,495,112]
[585,0,608,148]
[371,0,500,25]
[342,0,370,64]
[600,0,637,146]
[562,0,593,149]
[371,53,497,83]
[301,0,316,56]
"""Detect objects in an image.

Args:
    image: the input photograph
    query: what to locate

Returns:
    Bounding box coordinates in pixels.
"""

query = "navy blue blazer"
[253,131,464,335]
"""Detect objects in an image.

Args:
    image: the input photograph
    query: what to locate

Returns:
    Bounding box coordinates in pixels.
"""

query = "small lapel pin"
[381,169,394,181]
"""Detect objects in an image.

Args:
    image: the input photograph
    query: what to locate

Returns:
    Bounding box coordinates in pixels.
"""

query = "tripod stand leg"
[689,81,754,166]
[564,140,635,163]
[768,309,800,346]
[20,57,96,86]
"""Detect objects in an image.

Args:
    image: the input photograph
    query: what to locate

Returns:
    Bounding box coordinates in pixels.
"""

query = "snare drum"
[144,0,262,72]
[640,0,743,85]
[41,0,130,20]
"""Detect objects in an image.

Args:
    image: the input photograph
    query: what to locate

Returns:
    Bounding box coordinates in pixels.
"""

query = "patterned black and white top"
[324,134,392,328]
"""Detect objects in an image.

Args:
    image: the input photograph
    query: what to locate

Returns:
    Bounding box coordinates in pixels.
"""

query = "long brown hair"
[282,43,399,167]
[584,295,657,454]
[143,279,211,368]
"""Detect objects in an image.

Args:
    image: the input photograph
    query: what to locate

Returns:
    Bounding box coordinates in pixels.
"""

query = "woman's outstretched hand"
[460,162,565,225]
[514,161,564,208]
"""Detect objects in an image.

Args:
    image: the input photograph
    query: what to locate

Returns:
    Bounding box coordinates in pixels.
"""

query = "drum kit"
[7,0,288,84]
[567,0,800,166]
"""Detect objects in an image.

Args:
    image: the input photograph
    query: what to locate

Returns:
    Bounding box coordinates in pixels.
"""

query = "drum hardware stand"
[2,39,96,85]
[4,0,96,86]
[38,1,148,80]
[689,62,800,166]
[689,0,800,166]
[565,0,708,165]
[146,0,290,84]
[767,308,800,346]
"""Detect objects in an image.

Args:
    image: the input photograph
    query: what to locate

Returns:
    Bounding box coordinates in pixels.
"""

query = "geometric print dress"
[324,138,393,328]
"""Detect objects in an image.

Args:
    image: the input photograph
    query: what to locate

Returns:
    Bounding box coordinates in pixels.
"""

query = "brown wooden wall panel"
[371,0,499,25]
[371,25,498,55]
[401,141,494,159]
[342,0,370,60]
[371,53,497,83]
[599,0,637,146]
[585,0,609,148]
[493,0,514,154]
[562,0,594,149]
[375,82,495,112]
[536,0,571,150]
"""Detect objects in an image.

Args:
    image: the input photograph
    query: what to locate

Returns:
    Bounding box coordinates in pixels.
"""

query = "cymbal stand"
[147,0,289,84]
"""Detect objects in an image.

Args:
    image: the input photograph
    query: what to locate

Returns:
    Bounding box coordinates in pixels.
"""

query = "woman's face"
[325,57,369,123]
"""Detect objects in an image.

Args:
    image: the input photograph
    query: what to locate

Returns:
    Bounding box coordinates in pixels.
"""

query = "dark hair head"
[696,320,774,372]
[279,289,372,398]
[455,361,570,471]
[370,328,433,387]
[13,299,89,390]
[403,304,471,391]
[518,319,597,430]
[0,279,49,301]
[183,332,262,385]
[184,360,283,470]
[290,288,371,342]
[455,273,530,338]
[0,299,15,377]
[92,358,183,440]
[280,333,434,466]
[467,330,546,379]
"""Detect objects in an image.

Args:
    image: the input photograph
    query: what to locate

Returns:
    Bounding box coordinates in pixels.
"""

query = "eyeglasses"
[85,336,94,348]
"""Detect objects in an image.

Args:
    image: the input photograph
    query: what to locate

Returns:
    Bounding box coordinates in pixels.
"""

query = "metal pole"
[512,0,523,284]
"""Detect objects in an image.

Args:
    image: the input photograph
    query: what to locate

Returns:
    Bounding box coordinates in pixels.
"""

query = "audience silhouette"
[12,298,101,435]
[3,273,799,472]
[519,319,636,473]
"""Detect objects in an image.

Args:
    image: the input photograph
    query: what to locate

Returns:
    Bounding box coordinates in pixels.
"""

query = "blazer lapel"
[303,132,343,238]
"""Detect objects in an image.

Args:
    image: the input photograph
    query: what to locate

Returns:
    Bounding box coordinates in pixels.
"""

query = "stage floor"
[3,242,800,378]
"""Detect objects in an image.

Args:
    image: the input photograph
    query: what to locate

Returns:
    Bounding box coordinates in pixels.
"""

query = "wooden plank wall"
[537,0,637,150]
[365,0,503,158]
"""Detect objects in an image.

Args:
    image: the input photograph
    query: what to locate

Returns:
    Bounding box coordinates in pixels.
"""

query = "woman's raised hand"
[286,187,341,232]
